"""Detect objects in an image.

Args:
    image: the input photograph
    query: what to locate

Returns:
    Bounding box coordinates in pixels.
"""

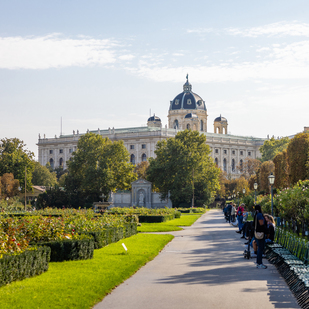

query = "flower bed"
[0,210,138,260]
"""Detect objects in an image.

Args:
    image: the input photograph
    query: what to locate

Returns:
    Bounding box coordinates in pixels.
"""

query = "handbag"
[254,215,264,240]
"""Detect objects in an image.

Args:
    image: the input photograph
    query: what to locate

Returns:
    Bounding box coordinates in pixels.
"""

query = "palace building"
[37,76,265,176]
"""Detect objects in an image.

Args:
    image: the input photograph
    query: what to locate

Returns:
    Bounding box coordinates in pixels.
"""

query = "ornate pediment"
[132,178,151,185]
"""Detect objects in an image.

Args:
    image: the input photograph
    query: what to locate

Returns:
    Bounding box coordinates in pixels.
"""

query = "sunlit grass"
[0,234,173,309]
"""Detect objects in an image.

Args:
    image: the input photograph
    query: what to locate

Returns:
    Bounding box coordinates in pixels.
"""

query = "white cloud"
[118,54,135,61]
[130,40,309,83]
[188,22,309,38]
[187,28,215,34]
[227,21,309,38]
[0,34,118,69]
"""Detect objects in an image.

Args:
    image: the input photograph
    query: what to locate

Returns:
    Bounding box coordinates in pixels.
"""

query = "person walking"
[254,205,267,269]
[236,203,245,233]
[226,202,232,223]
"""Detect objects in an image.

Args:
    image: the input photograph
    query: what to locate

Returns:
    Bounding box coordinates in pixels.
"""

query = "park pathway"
[93,210,300,309]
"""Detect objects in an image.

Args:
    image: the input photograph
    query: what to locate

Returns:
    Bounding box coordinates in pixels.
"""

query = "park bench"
[265,228,309,308]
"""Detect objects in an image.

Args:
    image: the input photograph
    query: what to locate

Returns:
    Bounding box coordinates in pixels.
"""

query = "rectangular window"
[59,149,63,154]
[49,150,53,154]
[240,151,243,156]
[248,151,251,156]
[69,149,73,153]
[224,150,227,155]
[232,150,235,155]
[130,145,134,150]
[142,144,146,149]
[215,149,219,154]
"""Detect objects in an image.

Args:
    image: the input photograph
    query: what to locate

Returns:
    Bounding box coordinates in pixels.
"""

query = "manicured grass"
[137,213,204,232]
[0,233,173,309]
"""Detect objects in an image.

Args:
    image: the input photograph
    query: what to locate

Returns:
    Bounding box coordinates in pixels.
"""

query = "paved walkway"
[93,210,300,309]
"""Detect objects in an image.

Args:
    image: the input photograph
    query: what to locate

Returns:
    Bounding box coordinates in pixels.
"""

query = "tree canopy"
[287,132,309,185]
[65,133,137,206]
[147,130,220,207]
[0,173,20,199]
[259,137,290,162]
[0,138,34,191]
[32,161,58,187]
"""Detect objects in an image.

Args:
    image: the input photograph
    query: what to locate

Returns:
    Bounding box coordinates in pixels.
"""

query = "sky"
[1,0,309,159]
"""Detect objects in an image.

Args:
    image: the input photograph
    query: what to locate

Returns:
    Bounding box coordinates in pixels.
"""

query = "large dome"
[169,76,206,111]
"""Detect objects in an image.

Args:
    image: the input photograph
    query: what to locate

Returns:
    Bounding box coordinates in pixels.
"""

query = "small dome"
[185,113,198,119]
[148,115,161,122]
[214,115,227,122]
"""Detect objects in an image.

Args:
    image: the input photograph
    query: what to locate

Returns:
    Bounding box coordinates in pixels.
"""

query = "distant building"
[37,76,265,176]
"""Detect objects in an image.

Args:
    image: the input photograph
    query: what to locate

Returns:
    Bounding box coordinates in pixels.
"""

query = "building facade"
[37,77,265,176]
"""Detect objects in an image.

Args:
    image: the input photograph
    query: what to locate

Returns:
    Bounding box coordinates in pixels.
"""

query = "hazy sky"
[1,0,309,159]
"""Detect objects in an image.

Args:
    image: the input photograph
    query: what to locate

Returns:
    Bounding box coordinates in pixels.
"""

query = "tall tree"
[0,138,34,191]
[287,132,309,185]
[147,130,220,207]
[66,133,137,205]
[259,137,290,162]
[134,161,149,179]
[237,158,261,179]
[32,161,58,187]
[258,160,275,193]
[273,149,289,189]
[0,173,20,199]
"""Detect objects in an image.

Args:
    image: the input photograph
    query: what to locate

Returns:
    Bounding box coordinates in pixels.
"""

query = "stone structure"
[214,115,228,134]
[109,179,172,208]
[37,76,265,177]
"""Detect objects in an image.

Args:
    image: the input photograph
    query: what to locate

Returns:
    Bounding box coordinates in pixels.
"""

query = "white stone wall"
[37,128,264,178]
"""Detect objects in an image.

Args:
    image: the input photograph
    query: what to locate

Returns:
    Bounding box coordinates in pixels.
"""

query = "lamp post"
[268,173,275,216]
[254,182,258,204]
[237,191,239,207]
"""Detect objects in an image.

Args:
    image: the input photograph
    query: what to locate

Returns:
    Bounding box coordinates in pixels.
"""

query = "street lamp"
[268,173,275,216]
[254,182,258,204]
[237,191,239,207]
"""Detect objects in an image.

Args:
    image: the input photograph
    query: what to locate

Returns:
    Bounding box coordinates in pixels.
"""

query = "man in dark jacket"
[226,202,233,223]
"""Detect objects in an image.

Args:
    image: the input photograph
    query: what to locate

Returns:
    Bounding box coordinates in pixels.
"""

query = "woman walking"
[254,205,267,269]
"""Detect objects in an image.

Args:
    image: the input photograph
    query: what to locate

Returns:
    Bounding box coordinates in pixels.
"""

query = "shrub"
[37,238,94,262]
[0,246,50,287]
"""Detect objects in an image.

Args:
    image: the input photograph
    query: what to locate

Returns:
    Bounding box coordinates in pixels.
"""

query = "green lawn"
[0,233,173,309]
[137,213,204,232]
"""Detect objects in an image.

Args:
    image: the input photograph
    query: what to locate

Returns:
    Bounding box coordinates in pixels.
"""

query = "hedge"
[83,223,137,249]
[0,246,50,287]
[36,239,94,262]
[138,215,175,223]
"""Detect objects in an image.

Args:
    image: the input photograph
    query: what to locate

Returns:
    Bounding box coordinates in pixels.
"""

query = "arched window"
[130,154,135,164]
[232,159,235,172]
[223,158,227,172]
[142,153,147,162]
[215,158,218,166]
[200,120,203,131]
[174,119,179,129]
[240,159,243,172]
[216,127,220,134]
[49,158,54,169]
[187,124,190,130]
[59,158,63,167]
